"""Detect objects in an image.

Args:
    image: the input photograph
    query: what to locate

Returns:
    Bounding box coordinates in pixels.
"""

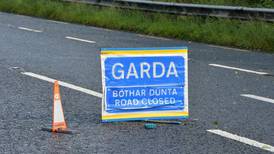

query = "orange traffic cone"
[42,81,72,134]
[52,80,67,131]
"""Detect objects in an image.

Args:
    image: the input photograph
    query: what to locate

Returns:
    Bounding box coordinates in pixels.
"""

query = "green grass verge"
[155,0,274,8]
[0,0,273,52]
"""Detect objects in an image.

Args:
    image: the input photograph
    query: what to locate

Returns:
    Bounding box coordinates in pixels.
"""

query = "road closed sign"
[100,47,188,122]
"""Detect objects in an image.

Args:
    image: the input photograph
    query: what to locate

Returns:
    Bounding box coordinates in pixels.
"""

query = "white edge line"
[66,36,96,44]
[137,34,171,41]
[241,94,274,104]
[48,20,68,24]
[209,64,268,75]
[21,72,102,98]
[18,26,42,33]
[207,129,274,152]
[208,45,250,52]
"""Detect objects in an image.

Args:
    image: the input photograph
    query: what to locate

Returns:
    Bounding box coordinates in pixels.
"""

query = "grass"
[155,0,274,8]
[0,0,273,52]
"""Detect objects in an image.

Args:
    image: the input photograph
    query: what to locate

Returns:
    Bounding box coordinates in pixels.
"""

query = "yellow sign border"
[102,112,189,120]
[101,47,188,122]
[101,49,188,55]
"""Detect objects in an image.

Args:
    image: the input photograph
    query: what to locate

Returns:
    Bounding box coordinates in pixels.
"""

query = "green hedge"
[0,0,273,52]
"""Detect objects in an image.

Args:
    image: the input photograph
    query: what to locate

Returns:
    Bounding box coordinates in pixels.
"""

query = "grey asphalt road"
[0,12,274,154]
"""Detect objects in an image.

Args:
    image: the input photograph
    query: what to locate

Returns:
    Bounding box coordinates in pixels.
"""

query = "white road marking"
[209,45,249,52]
[207,129,274,152]
[21,72,102,98]
[66,36,96,44]
[48,20,68,24]
[137,34,171,41]
[18,26,42,33]
[209,64,268,75]
[241,94,274,104]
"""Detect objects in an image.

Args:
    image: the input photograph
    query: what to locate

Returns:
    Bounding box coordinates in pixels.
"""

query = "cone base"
[41,127,75,134]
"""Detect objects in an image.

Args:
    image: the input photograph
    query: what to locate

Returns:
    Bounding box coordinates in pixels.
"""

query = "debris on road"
[144,123,157,129]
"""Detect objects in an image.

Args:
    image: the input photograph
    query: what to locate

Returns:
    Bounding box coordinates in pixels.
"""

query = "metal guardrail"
[64,0,274,22]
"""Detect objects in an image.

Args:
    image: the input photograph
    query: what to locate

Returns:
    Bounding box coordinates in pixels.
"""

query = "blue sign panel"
[104,56,185,113]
